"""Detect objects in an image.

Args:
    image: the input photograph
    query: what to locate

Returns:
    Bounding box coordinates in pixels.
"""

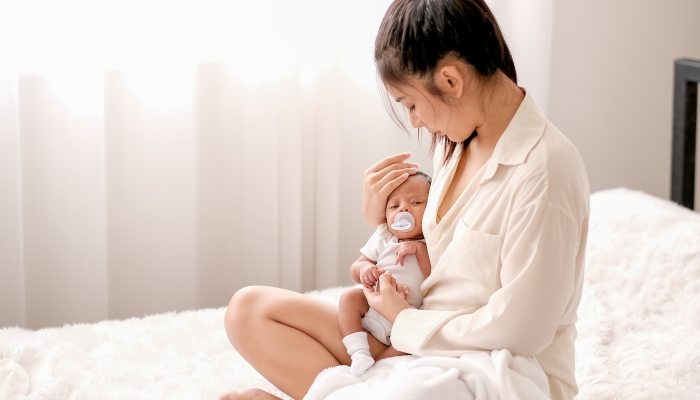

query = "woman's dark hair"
[374,0,517,165]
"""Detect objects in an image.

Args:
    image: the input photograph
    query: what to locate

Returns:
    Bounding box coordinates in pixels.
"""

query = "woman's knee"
[224,286,268,341]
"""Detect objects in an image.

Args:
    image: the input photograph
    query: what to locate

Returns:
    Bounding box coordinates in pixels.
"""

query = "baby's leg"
[338,288,375,375]
[338,288,370,336]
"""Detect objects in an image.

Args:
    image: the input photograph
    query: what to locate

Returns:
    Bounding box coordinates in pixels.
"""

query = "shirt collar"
[479,90,547,184]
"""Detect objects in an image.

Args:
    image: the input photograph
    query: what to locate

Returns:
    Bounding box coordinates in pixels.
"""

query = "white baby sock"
[342,331,375,376]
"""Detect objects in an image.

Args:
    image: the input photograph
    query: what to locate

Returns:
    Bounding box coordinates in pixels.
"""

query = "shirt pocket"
[425,218,502,311]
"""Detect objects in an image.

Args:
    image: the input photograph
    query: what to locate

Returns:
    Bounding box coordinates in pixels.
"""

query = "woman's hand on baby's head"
[363,153,419,227]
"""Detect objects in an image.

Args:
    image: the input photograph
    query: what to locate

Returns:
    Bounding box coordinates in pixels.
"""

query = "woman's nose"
[409,113,422,129]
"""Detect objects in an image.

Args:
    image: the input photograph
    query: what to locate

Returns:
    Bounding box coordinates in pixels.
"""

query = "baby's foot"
[342,331,375,376]
[350,350,375,376]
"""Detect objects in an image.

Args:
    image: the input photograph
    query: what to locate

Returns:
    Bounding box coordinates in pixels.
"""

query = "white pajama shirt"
[390,91,590,400]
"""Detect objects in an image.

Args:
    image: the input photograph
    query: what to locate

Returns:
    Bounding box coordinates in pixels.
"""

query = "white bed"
[2,188,699,399]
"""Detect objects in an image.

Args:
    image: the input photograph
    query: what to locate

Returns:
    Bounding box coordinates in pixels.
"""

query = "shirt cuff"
[390,308,457,355]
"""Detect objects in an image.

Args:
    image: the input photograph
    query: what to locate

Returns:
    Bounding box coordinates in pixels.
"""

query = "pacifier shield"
[391,212,415,232]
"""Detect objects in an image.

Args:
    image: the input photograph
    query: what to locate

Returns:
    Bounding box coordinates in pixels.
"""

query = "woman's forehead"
[385,84,408,102]
[386,80,433,104]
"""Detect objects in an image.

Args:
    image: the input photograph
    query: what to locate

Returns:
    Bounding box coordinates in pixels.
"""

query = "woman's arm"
[389,203,583,357]
[363,153,419,227]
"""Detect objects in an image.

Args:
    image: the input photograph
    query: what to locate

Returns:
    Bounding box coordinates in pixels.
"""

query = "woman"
[222,0,589,399]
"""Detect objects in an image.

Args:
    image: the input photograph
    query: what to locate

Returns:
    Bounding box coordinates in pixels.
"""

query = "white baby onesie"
[359,224,426,345]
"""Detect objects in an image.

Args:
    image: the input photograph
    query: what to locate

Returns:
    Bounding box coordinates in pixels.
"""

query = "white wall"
[548,0,700,206]
[488,0,555,113]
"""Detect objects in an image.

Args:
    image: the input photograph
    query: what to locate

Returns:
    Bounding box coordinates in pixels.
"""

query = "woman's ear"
[434,63,464,100]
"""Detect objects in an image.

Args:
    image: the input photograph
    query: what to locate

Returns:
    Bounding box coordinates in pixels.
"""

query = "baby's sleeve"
[359,224,388,262]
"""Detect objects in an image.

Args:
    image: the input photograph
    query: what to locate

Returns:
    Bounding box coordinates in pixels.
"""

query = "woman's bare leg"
[221,388,280,400]
[377,345,408,360]
[222,286,388,400]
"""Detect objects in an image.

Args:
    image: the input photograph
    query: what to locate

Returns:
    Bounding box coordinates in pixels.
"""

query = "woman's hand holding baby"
[363,271,413,324]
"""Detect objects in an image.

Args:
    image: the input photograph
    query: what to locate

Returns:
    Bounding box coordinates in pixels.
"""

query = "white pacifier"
[391,211,415,232]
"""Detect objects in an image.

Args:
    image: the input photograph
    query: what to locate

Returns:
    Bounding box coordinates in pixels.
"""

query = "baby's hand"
[359,263,384,288]
[395,241,423,266]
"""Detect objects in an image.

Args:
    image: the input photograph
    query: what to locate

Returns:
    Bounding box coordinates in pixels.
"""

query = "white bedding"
[1,188,700,399]
[304,350,551,400]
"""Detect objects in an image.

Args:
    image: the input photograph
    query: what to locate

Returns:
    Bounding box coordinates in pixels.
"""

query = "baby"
[339,171,432,375]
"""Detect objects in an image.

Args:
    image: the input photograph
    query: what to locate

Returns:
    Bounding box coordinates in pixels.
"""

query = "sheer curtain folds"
[0,0,552,329]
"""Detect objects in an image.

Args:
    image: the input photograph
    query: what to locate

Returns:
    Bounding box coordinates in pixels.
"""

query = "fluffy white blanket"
[1,188,700,399]
[304,351,550,400]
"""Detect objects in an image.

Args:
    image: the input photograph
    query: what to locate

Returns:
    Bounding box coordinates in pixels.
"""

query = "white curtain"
[0,0,553,330]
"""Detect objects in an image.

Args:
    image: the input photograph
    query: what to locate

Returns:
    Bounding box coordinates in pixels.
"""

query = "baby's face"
[386,176,430,240]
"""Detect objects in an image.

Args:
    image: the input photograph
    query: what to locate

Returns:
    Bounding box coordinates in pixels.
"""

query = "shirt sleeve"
[359,224,387,262]
[390,202,579,357]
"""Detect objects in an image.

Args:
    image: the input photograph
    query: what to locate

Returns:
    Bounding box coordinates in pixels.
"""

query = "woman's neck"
[470,72,525,153]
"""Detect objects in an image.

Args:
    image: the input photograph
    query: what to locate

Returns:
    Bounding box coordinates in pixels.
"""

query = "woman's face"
[386,78,476,144]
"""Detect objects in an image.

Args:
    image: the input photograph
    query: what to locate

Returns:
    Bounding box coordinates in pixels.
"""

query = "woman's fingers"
[376,273,398,294]
[363,153,419,226]
[366,164,419,186]
[374,164,418,187]
[365,152,415,174]
[362,285,379,303]
[365,271,412,323]
[396,283,410,299]
[376,172,411,198]
[377,273,402,302]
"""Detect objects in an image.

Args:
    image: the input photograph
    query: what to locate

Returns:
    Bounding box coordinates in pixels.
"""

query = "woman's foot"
[219,388,282,400]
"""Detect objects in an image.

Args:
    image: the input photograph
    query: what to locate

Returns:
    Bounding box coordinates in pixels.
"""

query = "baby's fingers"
[360,275,367,287]
[395,252,405,266]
